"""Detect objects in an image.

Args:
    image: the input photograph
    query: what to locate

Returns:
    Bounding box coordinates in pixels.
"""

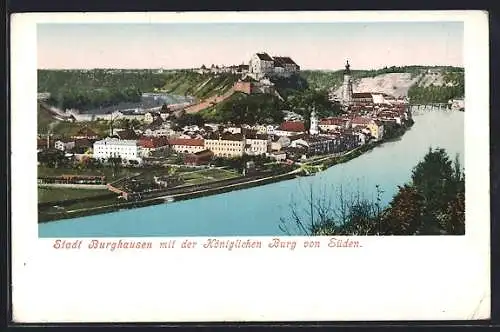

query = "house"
[376,109,402,125]
[289,136,340,156]
[111,109,145,121]
[114,128,139,140]
[351,93,375,104]
[318,117,349,132]
[267,151,287,162]
[244,132,271,156]
[167,138,205,154]
[274,121,306,137]
[272,56,300,76]
[271,135,291,151]
[249,52,275,79]
[224,127,242,134]
[93,137,141,162]
[54,138,75,152]
[350,116,384,140]
[204,133,245,158]
[144,111,161,124]
[72,127,99,140]
[370,120,384,140]
[72,138,94,154]
[184,149,214,166]
[138,136,170,157]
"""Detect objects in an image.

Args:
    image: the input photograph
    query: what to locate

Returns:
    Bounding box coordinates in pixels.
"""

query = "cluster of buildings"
[193,52,300,81]
[195,64,250,75]
[39,58,412,170]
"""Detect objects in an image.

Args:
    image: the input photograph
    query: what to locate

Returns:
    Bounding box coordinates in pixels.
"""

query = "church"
[340,60,406,108]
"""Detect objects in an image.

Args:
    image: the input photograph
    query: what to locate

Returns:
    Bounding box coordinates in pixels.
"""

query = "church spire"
[344,60,351,74]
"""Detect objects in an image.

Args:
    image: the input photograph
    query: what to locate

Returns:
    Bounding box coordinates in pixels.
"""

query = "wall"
[233,81,252,94]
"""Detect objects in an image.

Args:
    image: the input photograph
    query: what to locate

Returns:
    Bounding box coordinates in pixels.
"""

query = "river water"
[39,109,464,237]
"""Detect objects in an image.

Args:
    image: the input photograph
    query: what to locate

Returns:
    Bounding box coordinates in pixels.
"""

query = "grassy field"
[40,196,122,214]
[38,187,110,203]
[38,166,138,182]
[179,168,240,186]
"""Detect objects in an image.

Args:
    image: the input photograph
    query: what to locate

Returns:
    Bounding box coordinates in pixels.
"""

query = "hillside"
[160,71,240,99]
[38,69,241,111]
[302,66,464,101]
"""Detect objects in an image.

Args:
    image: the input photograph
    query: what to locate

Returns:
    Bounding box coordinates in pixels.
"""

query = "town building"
[72,127,99,140]
[267,151,287,162]
[111,109,146,121]
[249,53,275,79]
[244,132,271,156]
[184,149,214,166]
[93,137,141,162]
[319,117,350,132]
[249,52,300,80]
[144,111,161,124]
[138,136,170,157]
[271,135,292,151]
[204,133,246,158]
[54,139,75,152]
[113,128,139,140]
[350,117,384,141]
[274,121,306,137]
[167,138,205,154]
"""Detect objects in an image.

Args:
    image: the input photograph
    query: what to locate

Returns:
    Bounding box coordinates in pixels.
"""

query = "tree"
[381,184,425,235]
[108,156,122,177]
[286,88,339,119]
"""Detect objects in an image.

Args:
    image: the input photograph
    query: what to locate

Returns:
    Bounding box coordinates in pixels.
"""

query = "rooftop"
[94,137,138,146]
[167,138,205,146]
[278,121,306,133]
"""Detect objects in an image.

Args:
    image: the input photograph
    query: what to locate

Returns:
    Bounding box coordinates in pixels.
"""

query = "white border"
[11,11,490,322]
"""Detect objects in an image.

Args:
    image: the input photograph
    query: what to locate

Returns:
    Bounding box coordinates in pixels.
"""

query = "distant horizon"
[37,64,464,71]
[38,22,463,70]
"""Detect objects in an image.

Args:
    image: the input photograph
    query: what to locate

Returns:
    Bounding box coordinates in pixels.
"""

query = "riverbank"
[38,170,298,223]
[38,122,414,223]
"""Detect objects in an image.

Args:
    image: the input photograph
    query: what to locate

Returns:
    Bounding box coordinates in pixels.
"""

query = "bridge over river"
[408,103,463,115]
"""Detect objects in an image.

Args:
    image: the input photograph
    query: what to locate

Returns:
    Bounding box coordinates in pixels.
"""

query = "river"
[39,109,464,237]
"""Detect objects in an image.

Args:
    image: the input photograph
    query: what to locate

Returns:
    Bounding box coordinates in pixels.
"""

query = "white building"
[93,137,141,162]
[249,53,275,79]
[54,139,75,152]
[249,52,300,80]
[309,110,319,135]
[245,134,271,156]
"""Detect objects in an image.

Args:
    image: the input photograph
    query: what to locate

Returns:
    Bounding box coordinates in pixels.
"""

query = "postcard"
[10,10,490,322]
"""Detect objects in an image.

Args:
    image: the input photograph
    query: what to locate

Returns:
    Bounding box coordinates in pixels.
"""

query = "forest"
[39,69,167,111]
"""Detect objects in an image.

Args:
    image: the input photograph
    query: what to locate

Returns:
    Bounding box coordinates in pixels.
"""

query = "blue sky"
[37,22,464,70]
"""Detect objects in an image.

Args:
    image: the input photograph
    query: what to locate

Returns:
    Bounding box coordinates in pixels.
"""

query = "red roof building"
[350,116,374,126]
[138,136,169,149]
[167,138,205,147]
[277,121,306,133]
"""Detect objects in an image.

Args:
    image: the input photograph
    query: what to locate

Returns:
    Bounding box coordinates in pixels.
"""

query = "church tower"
[342,60,353,106]
[309,107,319,135]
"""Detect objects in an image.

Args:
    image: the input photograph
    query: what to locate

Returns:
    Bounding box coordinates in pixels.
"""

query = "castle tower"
[309,107,319,135]
[342,60,353,106]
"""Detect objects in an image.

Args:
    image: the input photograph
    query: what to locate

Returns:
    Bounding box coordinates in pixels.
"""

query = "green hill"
[161,71,240,99]
[199,92,285,125]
